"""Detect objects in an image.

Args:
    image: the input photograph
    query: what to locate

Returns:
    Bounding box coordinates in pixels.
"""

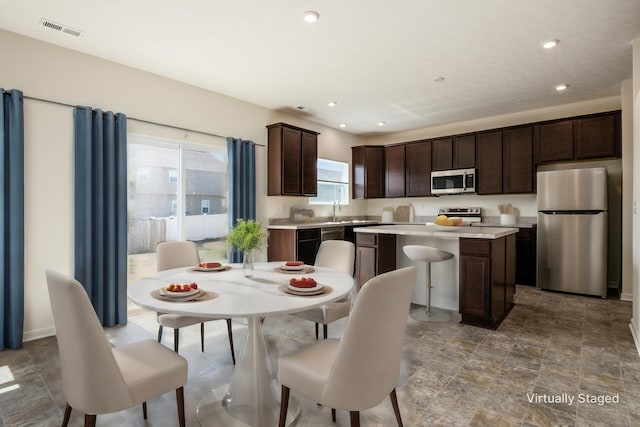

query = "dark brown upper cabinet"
[476,131,503,195]
[352,146,385,199]
[267,123,319,196]
[431,138,453,171]
[453,135,476,169]
[503,126,533,194]
[385,144,406,198]
[574,112,620,159]
[405,140,432,197]
[534,120,573,163]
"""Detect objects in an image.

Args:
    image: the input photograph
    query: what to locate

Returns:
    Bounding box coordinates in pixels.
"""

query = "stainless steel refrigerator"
[537,167,608,297]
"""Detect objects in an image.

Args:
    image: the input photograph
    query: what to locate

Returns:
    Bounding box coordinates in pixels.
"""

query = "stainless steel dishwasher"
[321,226,345,241]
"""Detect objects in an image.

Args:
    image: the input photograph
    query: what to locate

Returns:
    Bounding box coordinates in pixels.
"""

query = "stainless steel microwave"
[431,168,476,195]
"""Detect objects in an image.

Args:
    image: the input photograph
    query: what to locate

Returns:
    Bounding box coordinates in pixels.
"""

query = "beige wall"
[631,37,640,352]
[0,29,362,340]
[622,79,634,300]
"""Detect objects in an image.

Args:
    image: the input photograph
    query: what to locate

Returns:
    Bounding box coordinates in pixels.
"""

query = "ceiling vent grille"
[39,18,82,37]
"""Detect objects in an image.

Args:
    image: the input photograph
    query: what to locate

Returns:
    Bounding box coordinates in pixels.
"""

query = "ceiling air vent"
[39,18,82,37]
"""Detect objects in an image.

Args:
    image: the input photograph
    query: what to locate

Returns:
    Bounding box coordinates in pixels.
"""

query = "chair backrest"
[314,240,356,276]
[321,267,416,410]
[156,240,200,272]
[46,269,133,414]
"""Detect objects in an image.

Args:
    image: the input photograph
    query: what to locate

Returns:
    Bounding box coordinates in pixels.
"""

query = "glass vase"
[242,250,254,277]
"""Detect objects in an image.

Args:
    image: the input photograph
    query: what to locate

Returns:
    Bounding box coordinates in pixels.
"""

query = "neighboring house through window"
[309,158,349,205]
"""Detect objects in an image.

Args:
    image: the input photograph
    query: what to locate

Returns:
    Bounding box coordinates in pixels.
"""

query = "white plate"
[194,264,227,272]
[281,263,305,271]
[160,287,200,298]
[287,283,324,293]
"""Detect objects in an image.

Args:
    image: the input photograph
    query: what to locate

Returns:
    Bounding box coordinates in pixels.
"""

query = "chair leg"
[142,401,147,419]
[84,414,96,427]
[157,325,163,342]
[62,403,72,427]
[176,387,185,427]
[200,322,205,352]
[389,388,403,427]
[174,328,180,352]
[226,319,236,365]
[323,324,328,339]
[349,411,360,427]
[331,408,336,422]
[278,385,290,427]
[315,322,319,340]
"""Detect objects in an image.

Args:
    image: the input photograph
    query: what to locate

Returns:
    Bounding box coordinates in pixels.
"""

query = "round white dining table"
[128,261,354,427]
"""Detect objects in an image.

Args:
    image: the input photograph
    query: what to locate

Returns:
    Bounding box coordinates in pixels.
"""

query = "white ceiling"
[0,0,638,136]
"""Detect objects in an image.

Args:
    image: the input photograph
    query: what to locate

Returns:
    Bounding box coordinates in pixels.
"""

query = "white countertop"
[267,220,379,230]
[354,224,519,239]
[471,221,536,229]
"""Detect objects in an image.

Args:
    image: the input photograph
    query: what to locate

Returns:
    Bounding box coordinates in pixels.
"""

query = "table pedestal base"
[197,387,300,426]
[197,317,300,426]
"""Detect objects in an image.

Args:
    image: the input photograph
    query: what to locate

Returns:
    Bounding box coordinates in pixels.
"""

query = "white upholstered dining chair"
[294,240,355,339]
[156,241,235,363]
[278,266,417,427]
[46,269,188,427]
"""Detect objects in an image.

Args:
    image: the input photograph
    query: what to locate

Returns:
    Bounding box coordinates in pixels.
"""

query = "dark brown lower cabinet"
[459,235,516,329]
[267,228,321,266]
[516,226,537,285]
[355,233,396,290]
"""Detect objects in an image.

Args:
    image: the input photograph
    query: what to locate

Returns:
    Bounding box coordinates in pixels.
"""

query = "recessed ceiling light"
[555,84,568,91]
[328,101,337,107]
[543,39,559,49]
[304,11,319,23]
[433,76,445,83]
[339,123,347,128]
[377,121,386,126]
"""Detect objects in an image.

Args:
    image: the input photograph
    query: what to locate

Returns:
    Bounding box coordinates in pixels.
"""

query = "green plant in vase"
[227,219,266,276]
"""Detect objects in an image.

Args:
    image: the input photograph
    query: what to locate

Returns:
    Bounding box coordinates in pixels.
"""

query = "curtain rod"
[23,94,265,147]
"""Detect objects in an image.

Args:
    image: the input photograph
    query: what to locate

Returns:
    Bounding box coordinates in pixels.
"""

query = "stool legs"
[410,261,452,323]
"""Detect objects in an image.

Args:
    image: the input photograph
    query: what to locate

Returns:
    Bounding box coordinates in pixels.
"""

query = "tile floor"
[0,285,638,427]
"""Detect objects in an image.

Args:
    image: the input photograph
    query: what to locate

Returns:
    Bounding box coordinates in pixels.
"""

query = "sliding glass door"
[127,136,228,311]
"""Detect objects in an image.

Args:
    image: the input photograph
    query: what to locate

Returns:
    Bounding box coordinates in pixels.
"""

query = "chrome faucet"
[332,201,341,222]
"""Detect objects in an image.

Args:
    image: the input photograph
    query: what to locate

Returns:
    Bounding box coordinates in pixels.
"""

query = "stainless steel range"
[437,207,482,223]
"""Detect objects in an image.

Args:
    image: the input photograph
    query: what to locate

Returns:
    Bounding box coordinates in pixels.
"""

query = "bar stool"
[403,245,454,322]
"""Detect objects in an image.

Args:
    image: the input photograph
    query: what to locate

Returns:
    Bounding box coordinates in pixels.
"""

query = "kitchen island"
[355,224,518,329]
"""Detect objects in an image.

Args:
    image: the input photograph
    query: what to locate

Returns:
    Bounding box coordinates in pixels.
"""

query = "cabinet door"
[490,237,506,324]
[453,135,475,169]
[432,138,453,171]
[282,127,302,195]
[356,246,377,290]
[574,113,618,159]
[505,234,516,309]
[385,145,405,197]
[405,140,432,197]
[476,131,503,194]
[503,126,533,193]
[301,132,318,196]
[516,228,536,285]
[267,229,296,262]
[352,147,365,200]
[534,120,573,163]
[365,147,385,198]
[459,255,490,318]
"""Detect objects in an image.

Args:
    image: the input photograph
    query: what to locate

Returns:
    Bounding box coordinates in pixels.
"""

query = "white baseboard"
[22,327,55,343]
[621,292,633,301]
[629,321,640,358]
